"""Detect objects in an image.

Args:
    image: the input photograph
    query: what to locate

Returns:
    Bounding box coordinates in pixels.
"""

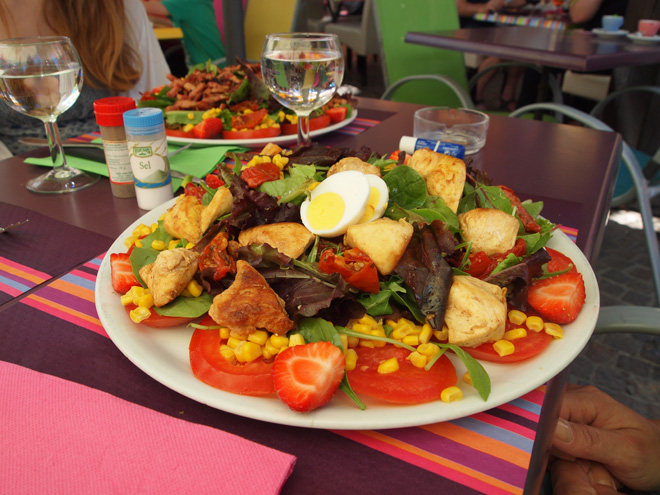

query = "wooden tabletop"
[406,26,660,72]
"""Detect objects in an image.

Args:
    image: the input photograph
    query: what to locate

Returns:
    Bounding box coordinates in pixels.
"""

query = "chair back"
[293,0,328,32]
[243,0,301,61]
[373,0,468,107]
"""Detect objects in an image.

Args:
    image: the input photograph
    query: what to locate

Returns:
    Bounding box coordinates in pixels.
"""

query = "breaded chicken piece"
[444,276,507,347]
[163,195,204,242]
[459,208,519,256]
[327,157,381,177]
[407,149,466,213]
[200,186,233,234]
[238,222,315,259]
[163,187,233,243]
[139,248,201,307]
[344,217,414,275]
[209,260,294,336]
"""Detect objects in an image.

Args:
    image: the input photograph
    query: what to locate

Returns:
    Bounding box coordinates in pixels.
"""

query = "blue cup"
[602,15,624,32]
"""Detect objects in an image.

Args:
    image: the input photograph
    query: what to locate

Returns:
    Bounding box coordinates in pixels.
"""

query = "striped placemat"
[473,12,568,30]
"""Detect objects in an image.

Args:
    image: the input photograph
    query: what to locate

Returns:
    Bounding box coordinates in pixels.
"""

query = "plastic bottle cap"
[93,96,137,126]
[123,108,165,128]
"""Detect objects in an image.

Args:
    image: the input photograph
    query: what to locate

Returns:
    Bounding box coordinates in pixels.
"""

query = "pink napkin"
[0,361,296,494]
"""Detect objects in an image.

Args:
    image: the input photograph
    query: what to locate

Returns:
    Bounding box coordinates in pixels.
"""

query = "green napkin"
[24,142,247,192]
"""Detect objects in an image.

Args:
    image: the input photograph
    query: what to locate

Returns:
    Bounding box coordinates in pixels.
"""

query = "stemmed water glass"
[0,36,98,193]
[261,33,344,147]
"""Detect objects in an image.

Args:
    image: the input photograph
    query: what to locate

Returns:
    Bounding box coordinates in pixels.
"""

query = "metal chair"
[510,102,660,334]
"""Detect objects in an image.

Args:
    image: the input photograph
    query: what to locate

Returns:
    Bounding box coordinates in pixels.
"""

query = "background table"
[0,97,621,494]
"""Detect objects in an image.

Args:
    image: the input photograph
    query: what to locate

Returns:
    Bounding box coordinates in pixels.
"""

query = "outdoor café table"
[405,26,660,72]
[0,97,621,494]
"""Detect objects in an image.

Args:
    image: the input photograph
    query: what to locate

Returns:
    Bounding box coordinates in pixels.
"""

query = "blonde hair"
[1,0,143,92]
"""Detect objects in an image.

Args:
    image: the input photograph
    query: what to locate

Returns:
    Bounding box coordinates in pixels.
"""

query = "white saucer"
[592,28,628,38]
[627,32,660,44]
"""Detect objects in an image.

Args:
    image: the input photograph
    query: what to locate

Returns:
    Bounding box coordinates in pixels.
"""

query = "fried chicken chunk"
[407,149,466,213]
[209,260,294,336]
[139,248,201,307]
[458,208,519,256]
[163,187,233,243]
[444,275,507,347]
[327,157,381,177]
[238,222,315,259]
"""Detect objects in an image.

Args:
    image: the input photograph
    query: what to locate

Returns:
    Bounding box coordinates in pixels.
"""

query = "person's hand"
[551,385,660,492]
[551,459,620,495]
[483,0,507,13]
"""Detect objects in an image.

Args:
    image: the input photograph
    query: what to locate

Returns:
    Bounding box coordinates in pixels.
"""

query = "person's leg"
[501,65,524,111]
[474,56,503,109]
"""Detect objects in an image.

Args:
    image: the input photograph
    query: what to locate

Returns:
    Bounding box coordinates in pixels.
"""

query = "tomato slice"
[319,248,380,293]
[347,345,457,404]
[546,247,578,274]
[123,304,196,328]
[326,106,348,123]
[189,316,275,395]
[166,128,195,139]
[240,161,281,188]
[281,114,331,135]
[221,127,281,140]
[461,330,553,363]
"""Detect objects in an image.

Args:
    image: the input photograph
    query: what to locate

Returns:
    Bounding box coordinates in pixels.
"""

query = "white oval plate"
[592,28,628,38]
[627,32,660,44]
[166,111,358,148]
[95,198,599,430]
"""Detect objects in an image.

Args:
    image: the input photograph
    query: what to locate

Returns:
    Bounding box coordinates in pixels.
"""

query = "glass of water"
[0,36,98,193]
[261,33,344,146]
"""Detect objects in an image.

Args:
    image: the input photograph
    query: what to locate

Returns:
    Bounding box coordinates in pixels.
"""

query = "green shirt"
[161,0,226,67]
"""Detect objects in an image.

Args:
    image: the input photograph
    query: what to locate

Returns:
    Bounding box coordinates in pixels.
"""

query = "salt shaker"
[93,96,137,198]
[122,108,174,210]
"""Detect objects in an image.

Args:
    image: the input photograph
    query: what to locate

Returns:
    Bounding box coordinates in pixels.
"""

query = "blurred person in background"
[550,384,660,494]
[0,0,170,157]
[569,0,628,31]
[141,0,225,68]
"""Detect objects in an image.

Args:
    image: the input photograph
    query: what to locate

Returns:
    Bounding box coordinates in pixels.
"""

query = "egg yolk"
[306,192,345,230]
[359,186,381,223]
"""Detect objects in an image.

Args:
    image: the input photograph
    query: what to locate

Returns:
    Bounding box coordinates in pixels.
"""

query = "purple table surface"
[0,96,621,494]
[406,26,660,72]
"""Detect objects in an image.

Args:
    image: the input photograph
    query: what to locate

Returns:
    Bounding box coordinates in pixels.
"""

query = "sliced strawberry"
[545,247,578,274]
[193,117,225,139]
[272,341,345,412]
[528,272,586,324]
[110,253,140,294]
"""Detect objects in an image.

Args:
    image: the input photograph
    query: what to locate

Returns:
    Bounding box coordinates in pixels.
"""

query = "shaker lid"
[93,96,137,126]
[123,108,165,129]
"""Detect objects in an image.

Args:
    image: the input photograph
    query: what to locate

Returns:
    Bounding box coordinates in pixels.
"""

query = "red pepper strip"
[468,238,528,279]
[199,232,236,282]
[318,248,380,294]
[240,162,281,188]
[499,185,542,233]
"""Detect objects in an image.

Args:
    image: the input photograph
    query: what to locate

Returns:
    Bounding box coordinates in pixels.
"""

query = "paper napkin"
[24,143,247,191]
[0,361,296,495]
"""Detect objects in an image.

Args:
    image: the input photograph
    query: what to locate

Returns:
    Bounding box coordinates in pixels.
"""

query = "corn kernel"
[358,314,378,327]
[359,339,375,348]
[408,351,427,368]
[138,224,152,237]
[402,335,419,346]
[493,340,515,357]
[187,112,195,120]
[120,294,133,306]
[129,306,151,323]
[134,239,143,248]
[417,343,439,357]
[463,371,473,386]
[168,240,180,250]
[264,341,280,357]
[308,181,320,191]
[137,293,154,308]
[508,309,527,325]
[288,334,305,346]
[273,154,289,168]
[347,336,360,348]
[504,328,527,340]
[419,323,433,344]
[262,348,274,360]
[248,330,269,346]
[345,348,358,371]
[219,327,231,340]
[185,280,203,298]
[352,323,371,334]
[219,345,236,364]
[269,335,289,349]
[185,242,194,249]
[339,333,348,352]
[151,239,166,251]
[441,386,463,403]
[226,336,244,349]
[124,236,138,249]
[526,316,544,332]
[235,341,262,363]
[433,326,449,341]
[544,322,564,339]
[377,357,399,374]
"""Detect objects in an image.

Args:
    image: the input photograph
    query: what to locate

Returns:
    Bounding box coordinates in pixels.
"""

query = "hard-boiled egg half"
[300,170,389,237]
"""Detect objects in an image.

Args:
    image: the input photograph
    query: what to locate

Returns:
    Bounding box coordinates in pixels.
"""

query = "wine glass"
[0,36,98,193]
[261,33,344,147]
